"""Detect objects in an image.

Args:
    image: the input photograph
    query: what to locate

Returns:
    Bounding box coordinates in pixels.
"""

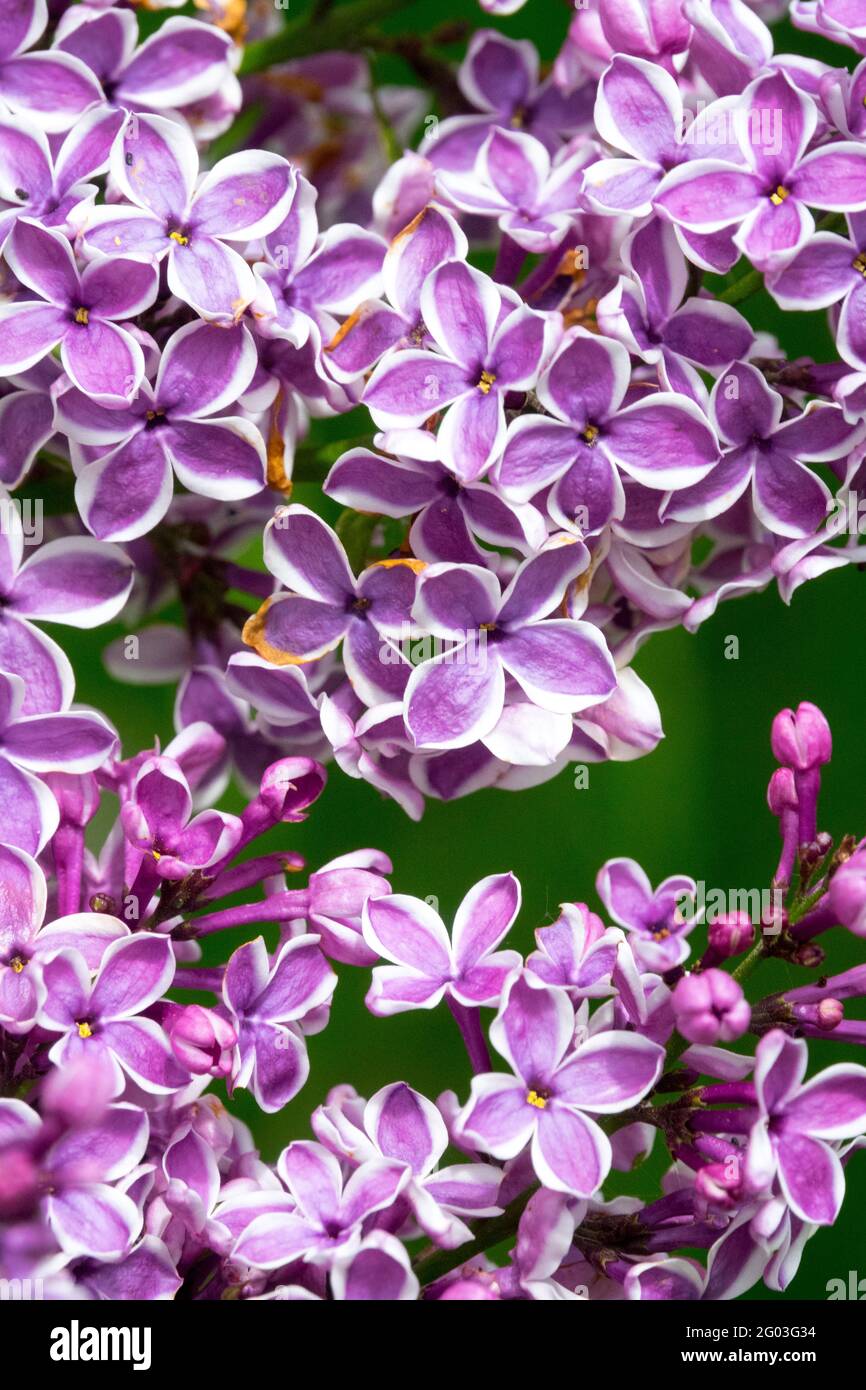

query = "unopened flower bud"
[767,767,797,817]
[829,854,866,938]
[259,758,327,823]
[707,912,754,960]
[169,1004,236,1078]
[672,969,751,1045]
[771,702,832,771]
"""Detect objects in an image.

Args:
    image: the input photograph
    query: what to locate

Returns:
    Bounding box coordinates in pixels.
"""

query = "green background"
[62,0,866,1298]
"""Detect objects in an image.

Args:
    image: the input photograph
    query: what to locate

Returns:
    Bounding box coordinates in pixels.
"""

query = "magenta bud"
[771,702,832,772]
[707,912,754,960]
[792,998,844,1031]
[672,969,751,1045]
[767,767,797,817]
[169,1004,236,1078]
[792,942,825,968]
[437,1280,499,1300]
[260,758,327,822]
[41,771,100,826]
[829,854,866,938]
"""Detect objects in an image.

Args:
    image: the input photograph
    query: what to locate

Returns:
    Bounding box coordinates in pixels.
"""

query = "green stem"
[239,0,411,73]
[413,1188,536,1287]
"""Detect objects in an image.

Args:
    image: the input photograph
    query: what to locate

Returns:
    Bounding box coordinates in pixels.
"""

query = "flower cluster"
[3,0,866,819]
[2,695,866,1300]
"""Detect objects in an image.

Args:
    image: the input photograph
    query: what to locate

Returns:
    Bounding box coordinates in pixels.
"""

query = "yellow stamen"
[581,424,600,446]
[769,185,790,206]
[77,1021,93,1039]
[74,307,89,325]
[169,230,189,246]
[10,956,25,974]
[854,253,866,277]
[526,1089,548,1110]
[477,370,496,395]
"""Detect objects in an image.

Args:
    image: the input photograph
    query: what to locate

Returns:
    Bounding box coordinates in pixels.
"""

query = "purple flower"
[438,128,591,254]
[597,216,755,393]
[656,71,866,271]
[493,327,719,537]
[0,218,157,405]
[232,1140,409,1268]
[242,503,419,707]
[324,434,546,564]
[768,212,866,371]
[527,901,645,1019]
[0,0,103,132]
[404,542,617,750]
[223,934,337,1113]
[0,489,133,712]
[0,671,117,855]
[665,362,863,539]
[59,319,266,541]
[37,936,189,1095]
[0,843,127,1033]
[0,1098,147,1259]
[745,1031,866,1223]
[83,112,294,321]
[54,10,236,118]
[596,857,697,971]
[363,872,522,1014]
[121,754,243,882]
[251,170,386,353]
[315,1082,503,1246]
[322,204,467,382]
[0,103,124,244]
[421,28,592,175]
[456,972,664,1196]
[364,258,558,481]
[330,1231,419,1300]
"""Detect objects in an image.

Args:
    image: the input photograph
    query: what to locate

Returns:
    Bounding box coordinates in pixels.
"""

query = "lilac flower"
[0,218,157,405]
[251,171,387,352]
[403,541,617,750]
[493,327,718,537]
[767,211,866,371]
[330,1231,420,1300]
[438,129,591,254]
[37,936,189,1096]
[597,217,755,394]
[457,972,664,1196]
[322,204,467,382]
[664,362,863,539]
[363,873,522,1015]
[54,9,237,118]
[83,113,294,321]
[596,857,698,971]
[656,71,866,270]
[0,0,103,132]
[0,104,124,244]
[121,754,242,884]
[58,320,266,541]
[421,28,593,175]
[324,434,546,564]
[232,1141,409,1268]
[745,1031,866,1223]
[526,902,645,1018]
[0,1098,147,1259]
[314,1082,503,1245]
[242,503,419,706]
[0,488,133,711]
[364,258,558,481]
[223,934,337,1113]
[0,671,117,855]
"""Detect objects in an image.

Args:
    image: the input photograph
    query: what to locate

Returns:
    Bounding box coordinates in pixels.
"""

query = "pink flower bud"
[169,1004,236,1078]
[707,912,754,960]
[672,969,751,1045]
[771,702,831,772]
